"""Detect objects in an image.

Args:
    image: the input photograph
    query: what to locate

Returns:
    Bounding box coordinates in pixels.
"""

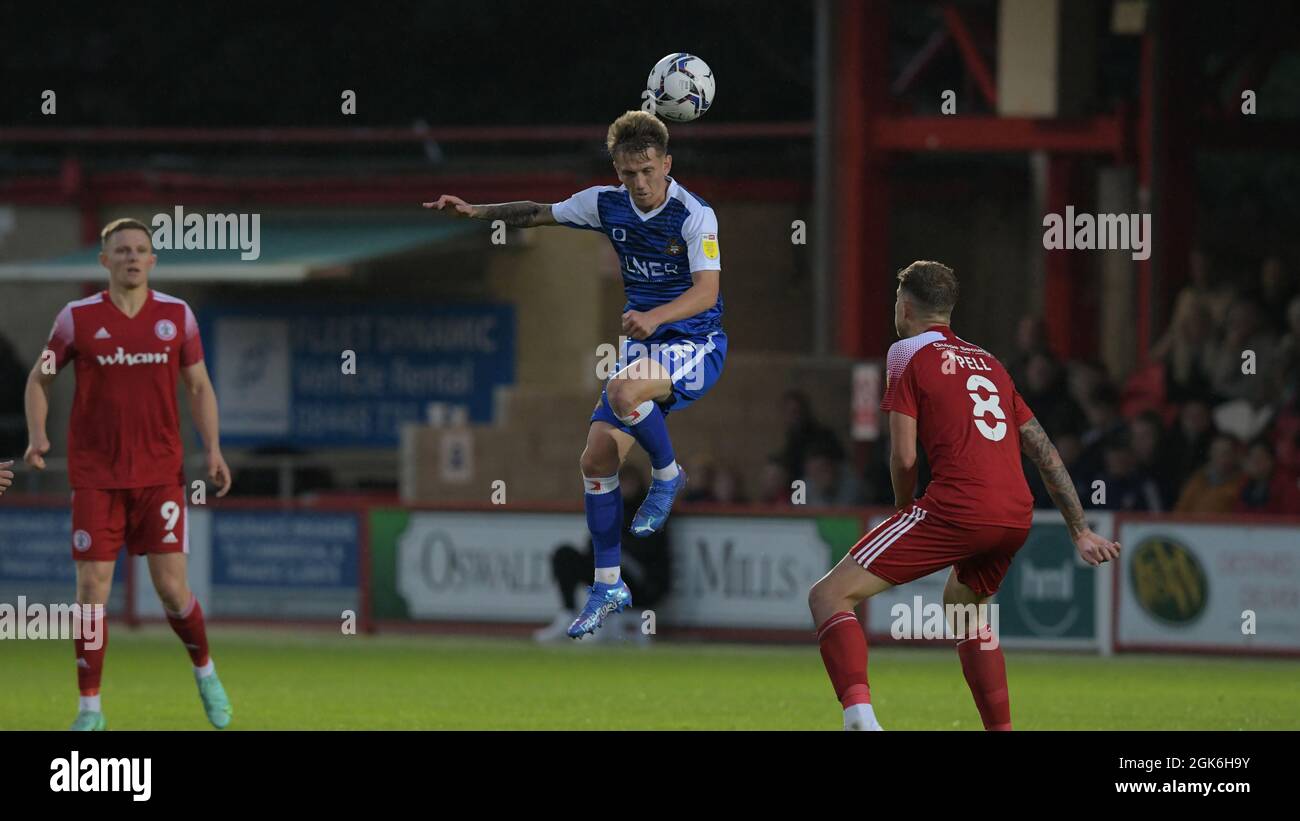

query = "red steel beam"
[1136,31,1154,365]
[0,122,815,145]
[872,114,1127,156]
[0,170,811,207]
[942,4,998,109]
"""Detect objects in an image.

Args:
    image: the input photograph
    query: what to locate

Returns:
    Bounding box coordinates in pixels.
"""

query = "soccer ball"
[645,53,715,123]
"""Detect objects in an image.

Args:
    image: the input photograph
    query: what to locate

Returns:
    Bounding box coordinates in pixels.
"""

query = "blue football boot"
[630,468,687,536]
[567,579,634,639]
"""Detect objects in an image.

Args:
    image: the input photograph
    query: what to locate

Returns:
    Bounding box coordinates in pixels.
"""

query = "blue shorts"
[590,330,727,432]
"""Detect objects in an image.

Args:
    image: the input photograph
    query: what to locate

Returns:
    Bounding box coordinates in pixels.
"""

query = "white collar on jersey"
[625,176,679,222]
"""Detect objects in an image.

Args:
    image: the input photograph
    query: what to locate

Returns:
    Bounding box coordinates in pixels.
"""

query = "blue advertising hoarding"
[202,303,514,447]
[209,510,360,619]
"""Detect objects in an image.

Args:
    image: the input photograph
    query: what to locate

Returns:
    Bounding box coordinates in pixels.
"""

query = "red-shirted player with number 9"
[24,218,234,731]
[809,261,1120,731]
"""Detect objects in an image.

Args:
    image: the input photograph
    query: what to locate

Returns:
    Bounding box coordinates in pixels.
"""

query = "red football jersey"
[880,324,1034,528]
[45,289,204,489]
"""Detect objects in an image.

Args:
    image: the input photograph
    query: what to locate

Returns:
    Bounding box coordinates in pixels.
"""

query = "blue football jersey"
[551,177,723,341]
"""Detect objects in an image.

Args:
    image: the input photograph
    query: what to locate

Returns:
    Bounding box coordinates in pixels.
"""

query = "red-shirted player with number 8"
[24,218,234,731]
[809,261,1120,731]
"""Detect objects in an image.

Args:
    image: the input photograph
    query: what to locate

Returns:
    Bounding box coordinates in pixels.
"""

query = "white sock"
[651,461,680,482]
[194,659,216,680]
[79,694,101,713]
[616,400,656,427]
[595,566,620,585]
[843,702,880,730]
[582,473,619,495]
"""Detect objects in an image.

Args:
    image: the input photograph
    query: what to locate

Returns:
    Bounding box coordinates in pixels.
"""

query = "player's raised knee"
[605,377,639,417]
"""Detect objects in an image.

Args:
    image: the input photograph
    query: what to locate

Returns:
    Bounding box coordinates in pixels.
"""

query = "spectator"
[683,458,717,503]
[684,461,747,504]
[1087,435,1163,511]
[709,464,746,504]
[1065,360,1110,427]
[777,390,843,481]
[804,445,865,507]
[1174,433,1245,513]
[1270,387,1300,477]
[1167,398,1216,481]
[1235,440,1300,515]
[1076,384,1126,479]
[1156,247,1235,345]
[533,465,670,643]
[1007,315,1052,387]
[758,456,794,507]
[1208,298,1278,405]
[1276,295,1300,391]
[1130,410,1178,508]
[1150,297,1216,404]
[1020,351,1085,436]
[1257,255,1296,335]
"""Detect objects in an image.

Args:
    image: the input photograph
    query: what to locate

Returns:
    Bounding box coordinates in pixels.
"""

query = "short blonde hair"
[100,217,152,248]
[606,110,669,159]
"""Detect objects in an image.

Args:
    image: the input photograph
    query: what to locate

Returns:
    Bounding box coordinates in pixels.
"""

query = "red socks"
[957,630,1012,730]
[166,594,211,667]
[74,604,107,696]
[816,611,871,708]
[819,610,1012,730]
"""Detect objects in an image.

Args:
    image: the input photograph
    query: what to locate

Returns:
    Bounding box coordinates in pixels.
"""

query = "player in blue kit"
[424,110,725,638]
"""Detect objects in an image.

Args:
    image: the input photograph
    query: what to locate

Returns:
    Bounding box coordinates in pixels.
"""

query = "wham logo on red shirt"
[94,347,169,366]
[48,289,205,490]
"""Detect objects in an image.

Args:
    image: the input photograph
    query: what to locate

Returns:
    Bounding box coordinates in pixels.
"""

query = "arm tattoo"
[1019,418,1088,537]
[474,201,546,228]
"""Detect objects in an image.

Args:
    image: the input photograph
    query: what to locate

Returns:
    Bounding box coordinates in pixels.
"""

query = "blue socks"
[583,472,622,572]
[617,399,678,474]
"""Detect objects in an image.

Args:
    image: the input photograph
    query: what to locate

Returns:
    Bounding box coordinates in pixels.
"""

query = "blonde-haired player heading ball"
[425,111,725,638]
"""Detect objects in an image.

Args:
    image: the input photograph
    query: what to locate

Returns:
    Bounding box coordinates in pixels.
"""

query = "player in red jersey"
[24,218,234,731]
[809,261,1120,731]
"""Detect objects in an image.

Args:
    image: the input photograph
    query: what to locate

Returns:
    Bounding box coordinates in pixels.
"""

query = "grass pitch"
[2,626,1295,730]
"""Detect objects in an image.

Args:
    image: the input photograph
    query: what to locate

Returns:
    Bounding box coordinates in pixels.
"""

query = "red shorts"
[850,504,1029,597]
[70,485,189,562]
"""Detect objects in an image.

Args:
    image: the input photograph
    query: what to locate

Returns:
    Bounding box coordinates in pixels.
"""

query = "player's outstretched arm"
[421,194,556,228]
[23,355,58,470]
[1018,417,1121,566]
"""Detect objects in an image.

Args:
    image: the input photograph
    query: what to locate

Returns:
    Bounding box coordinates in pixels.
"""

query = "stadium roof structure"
[0,219,483,282]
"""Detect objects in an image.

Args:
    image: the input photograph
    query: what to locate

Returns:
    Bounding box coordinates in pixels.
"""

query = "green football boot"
[70,710,107,731]
[197,674,233,729]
